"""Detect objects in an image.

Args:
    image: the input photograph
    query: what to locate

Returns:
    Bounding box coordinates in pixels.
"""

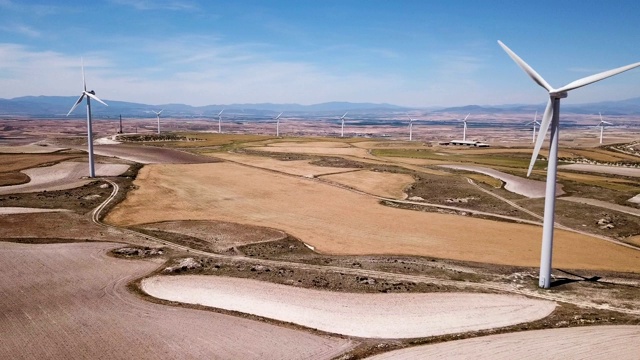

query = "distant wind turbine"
[597,112,612,144]
[499,40,640,289]
[525,111,541,144]
[406,114,416,141]
[459,113,470,141]
[66,58,108,178]
[152,109,164,134]
[340,112,348,137]
[217,109,224,133]
[275,112,283,137]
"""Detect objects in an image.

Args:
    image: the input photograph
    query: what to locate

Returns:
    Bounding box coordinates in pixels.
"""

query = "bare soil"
[0,241,353,359]
[367,326,640,360]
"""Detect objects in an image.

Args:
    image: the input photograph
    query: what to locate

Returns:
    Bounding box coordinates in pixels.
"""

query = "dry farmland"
[1,117,640,359]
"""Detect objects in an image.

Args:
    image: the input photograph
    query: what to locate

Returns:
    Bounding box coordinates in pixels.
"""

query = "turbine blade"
[463,113,470,122]
[158,109,164,114]
[527,98,553,176]
[341,112,348,119]
[85,91,108,106]
[275,112,283,120]
[556,62,640,93]
[599,112,603,122]
[81,57,87,92]
[498,40,554,92]
[603,121,613,125]
[66,93,85,116]
[218,109,224,116]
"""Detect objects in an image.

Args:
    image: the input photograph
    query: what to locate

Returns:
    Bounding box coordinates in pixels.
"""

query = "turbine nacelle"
[549,91,568,99]
[499,40,640,176]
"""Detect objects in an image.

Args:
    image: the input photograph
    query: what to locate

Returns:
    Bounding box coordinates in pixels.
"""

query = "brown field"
[136,220,287,253]
[0,153,82,173]
[0,241,353,359]
[212,152,360,176]
[250,145,372,158]
[0,211,150,244]
[0,143,68,153]
[94,144,220,164]
[105,162,640,272]
[267,141,353,148]
[368,326,640,360]
[319,170,414,199]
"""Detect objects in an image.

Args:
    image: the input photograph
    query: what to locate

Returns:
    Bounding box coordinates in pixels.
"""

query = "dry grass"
[568,148,640,163]
[105,162,640,272]
[466,173,502,188]
[211,152,360,176]
[557,171,639,192]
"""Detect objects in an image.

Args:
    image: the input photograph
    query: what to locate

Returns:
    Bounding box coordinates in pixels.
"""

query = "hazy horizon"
[1,1,640,107]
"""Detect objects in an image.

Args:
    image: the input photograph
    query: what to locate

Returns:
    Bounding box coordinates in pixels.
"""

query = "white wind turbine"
[340,112,348,137]
[406,114,416,141]
[597,112,613,144]
[152,109,164,134]
[217,109,224,133]
[499,40,640,289]
[525,111,541,144]
[275,112,283,137]
[66,59,108,178]
[459,113,470,141]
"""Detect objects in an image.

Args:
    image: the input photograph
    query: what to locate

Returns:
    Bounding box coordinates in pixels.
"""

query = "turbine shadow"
[551,269,603,287]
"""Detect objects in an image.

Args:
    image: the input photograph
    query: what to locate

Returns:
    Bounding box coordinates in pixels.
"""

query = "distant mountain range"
[1,95,640,118]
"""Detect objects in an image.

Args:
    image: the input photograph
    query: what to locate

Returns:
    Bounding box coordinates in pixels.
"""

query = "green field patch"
[371,148,543,170]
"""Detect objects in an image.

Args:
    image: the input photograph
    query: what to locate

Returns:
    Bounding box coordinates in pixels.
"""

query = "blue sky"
[1,0,639,107]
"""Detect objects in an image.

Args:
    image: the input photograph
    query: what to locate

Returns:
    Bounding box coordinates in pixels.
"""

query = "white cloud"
[0,23,41,38]
[110,0,199,11]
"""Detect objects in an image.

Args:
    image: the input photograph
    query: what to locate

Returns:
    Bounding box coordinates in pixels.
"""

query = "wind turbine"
[597,112,613,144]
[459,113,470,141]
[217,109,224,133]
[152,109,163,134]
[66,59,108,178]
[340,112,348,137]
[525,111,541,144]
[275,112,283,137]
[406,114,416,141]
[498,40,640,289]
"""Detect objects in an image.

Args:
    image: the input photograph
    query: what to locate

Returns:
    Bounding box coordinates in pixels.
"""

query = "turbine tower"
[460,113,470,141]
[499,40,640,289]
[217,109,224,133]
[66,59,108,178]
[525,111,541,144]
[597,112,613,144]
[340,112,348,137]
[275,112,283,137]
[152,109,164,134]
[406,114,416,141]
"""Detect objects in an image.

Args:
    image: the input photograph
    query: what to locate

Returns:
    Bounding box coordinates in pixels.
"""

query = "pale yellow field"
[212,152,359,176]
[106,162,640,272]
[319,170,414,199]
